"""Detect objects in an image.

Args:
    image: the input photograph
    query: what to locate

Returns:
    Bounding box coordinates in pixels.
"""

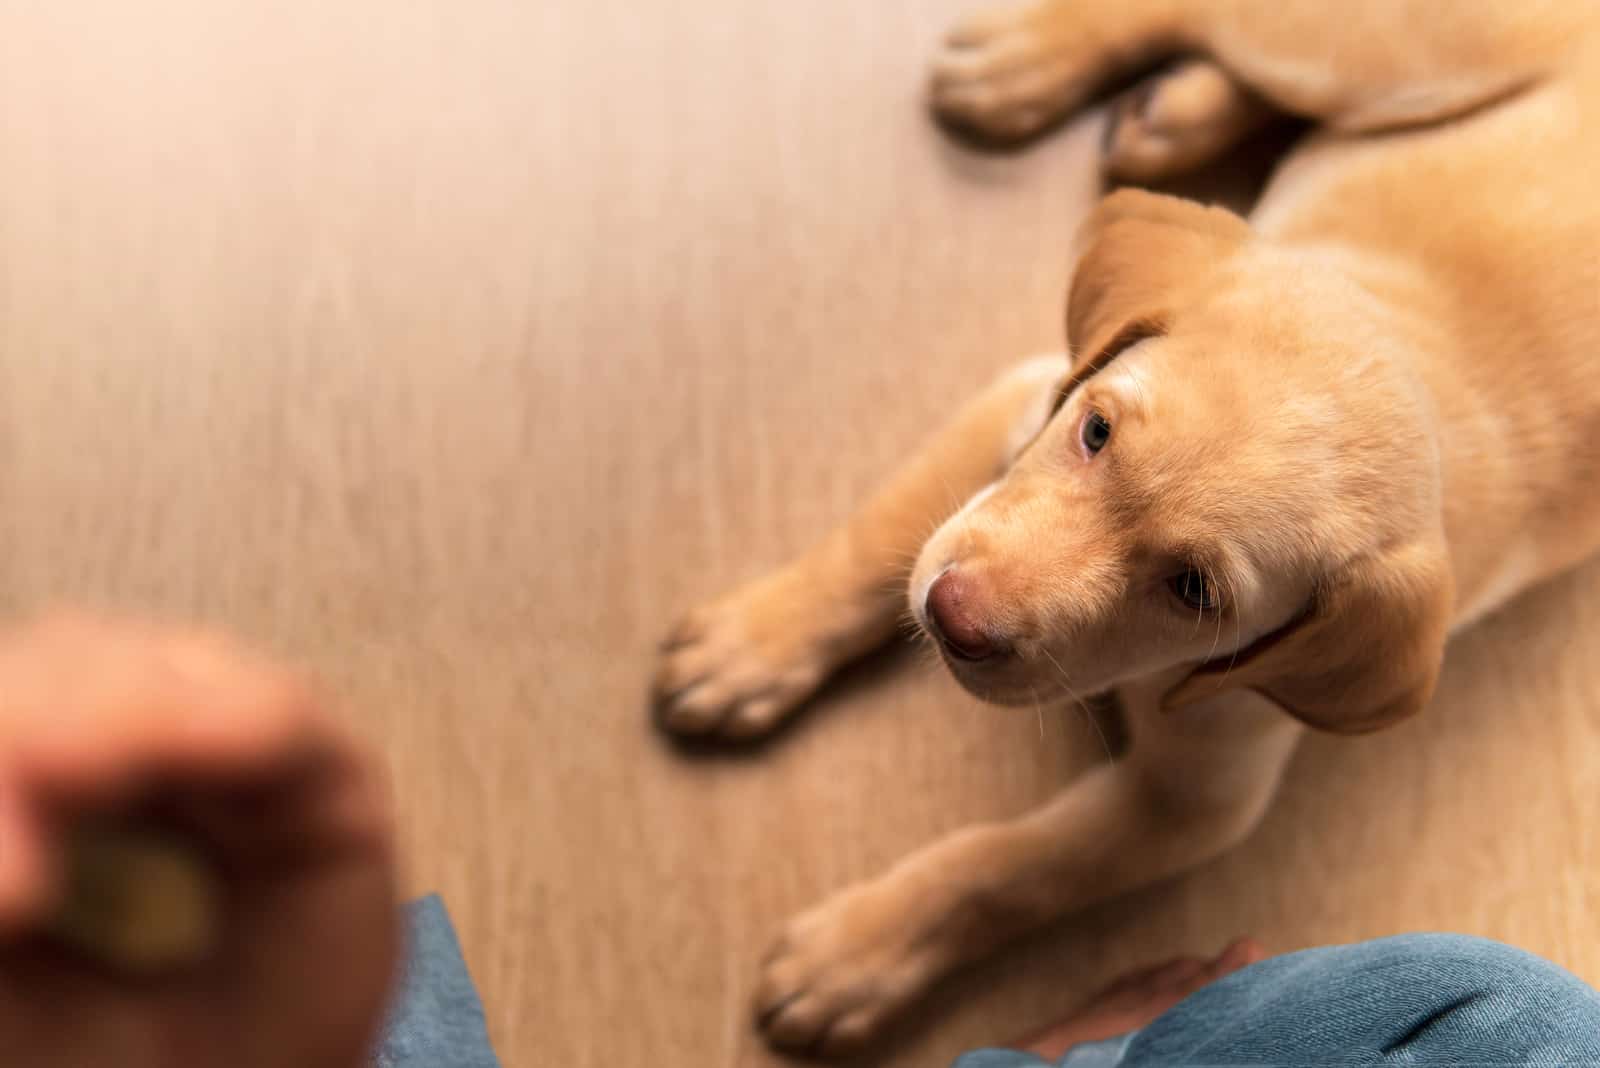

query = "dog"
[653,0,1600,1054]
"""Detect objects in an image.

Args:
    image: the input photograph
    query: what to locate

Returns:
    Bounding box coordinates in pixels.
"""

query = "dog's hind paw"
[1101,60,1274,182]
[929,0,1102,144]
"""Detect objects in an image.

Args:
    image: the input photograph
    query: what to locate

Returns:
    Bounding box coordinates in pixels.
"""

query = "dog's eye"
[1168,569,1217,611]
[1081,411,1112,455]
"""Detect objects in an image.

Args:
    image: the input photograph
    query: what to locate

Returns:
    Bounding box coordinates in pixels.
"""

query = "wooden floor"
[2,3,1597,1065]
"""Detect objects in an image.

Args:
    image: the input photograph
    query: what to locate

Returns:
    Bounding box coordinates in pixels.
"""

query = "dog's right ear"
[1162,536,1454,734]
[1065,190,1251,375]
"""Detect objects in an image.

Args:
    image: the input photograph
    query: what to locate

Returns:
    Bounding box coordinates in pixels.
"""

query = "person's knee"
[1357,934,1600,1060]
[1269,933,1593,1016]
[1367,933,1589,996]
[1128,934,1600,1065]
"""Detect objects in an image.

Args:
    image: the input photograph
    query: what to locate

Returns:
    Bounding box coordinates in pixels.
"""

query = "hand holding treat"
[0,614,398,1068]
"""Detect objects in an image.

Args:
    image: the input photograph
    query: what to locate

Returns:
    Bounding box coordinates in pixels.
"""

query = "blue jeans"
[373,895,502,1068]
[956,934,1600,1067]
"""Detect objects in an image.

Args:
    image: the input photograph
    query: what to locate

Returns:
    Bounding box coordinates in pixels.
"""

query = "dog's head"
[910,190,1454,733]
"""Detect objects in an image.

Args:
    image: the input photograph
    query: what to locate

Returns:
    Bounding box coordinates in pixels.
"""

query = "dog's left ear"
[1066,190,1251,374]
[1163,539,1455,733]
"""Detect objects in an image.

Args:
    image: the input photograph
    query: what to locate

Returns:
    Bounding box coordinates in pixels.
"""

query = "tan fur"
[655,0,1600,1054]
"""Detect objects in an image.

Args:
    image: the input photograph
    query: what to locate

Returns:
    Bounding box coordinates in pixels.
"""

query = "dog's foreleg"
[755,681,1302,1054]
[654,356,1065,738]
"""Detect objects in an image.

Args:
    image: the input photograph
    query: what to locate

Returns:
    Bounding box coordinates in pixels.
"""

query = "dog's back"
[1253,27,1600,626]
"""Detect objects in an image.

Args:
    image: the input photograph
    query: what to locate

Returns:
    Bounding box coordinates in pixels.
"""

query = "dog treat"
[51,824,221,975]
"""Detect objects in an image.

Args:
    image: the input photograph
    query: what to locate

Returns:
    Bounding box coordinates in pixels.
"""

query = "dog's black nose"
[925,570,996,661]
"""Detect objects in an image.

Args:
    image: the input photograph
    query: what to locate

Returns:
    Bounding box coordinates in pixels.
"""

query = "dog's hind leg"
[1187,0,1585,133]
[931,0,1585,146]
[654,356,1065,740]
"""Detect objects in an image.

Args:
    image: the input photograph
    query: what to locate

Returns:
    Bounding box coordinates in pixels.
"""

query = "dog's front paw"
[929,0,1096,143]
[653,567,837,739]
[755,881,948,1056]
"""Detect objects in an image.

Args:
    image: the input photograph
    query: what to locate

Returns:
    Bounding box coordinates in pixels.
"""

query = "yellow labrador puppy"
[655,0,1600,1054]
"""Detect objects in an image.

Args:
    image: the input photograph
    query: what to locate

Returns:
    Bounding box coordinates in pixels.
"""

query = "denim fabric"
[372,894,502,1068]
[953,1050,1053,1068]
[954,934,1600,1068]
[954,1033,1129,1068]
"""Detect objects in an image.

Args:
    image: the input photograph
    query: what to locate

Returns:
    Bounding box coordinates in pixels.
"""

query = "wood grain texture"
[0,3,1595,1066]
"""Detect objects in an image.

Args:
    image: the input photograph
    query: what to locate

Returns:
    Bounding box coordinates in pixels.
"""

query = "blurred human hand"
[0,614,397,1068]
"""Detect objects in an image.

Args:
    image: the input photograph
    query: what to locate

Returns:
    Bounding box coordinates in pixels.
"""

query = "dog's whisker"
[1218,573,1246,682]
[1203,563,1226,664]
[1076,696,1116,765]
[1035,645,1114,764]
[1034,647,1087,712]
